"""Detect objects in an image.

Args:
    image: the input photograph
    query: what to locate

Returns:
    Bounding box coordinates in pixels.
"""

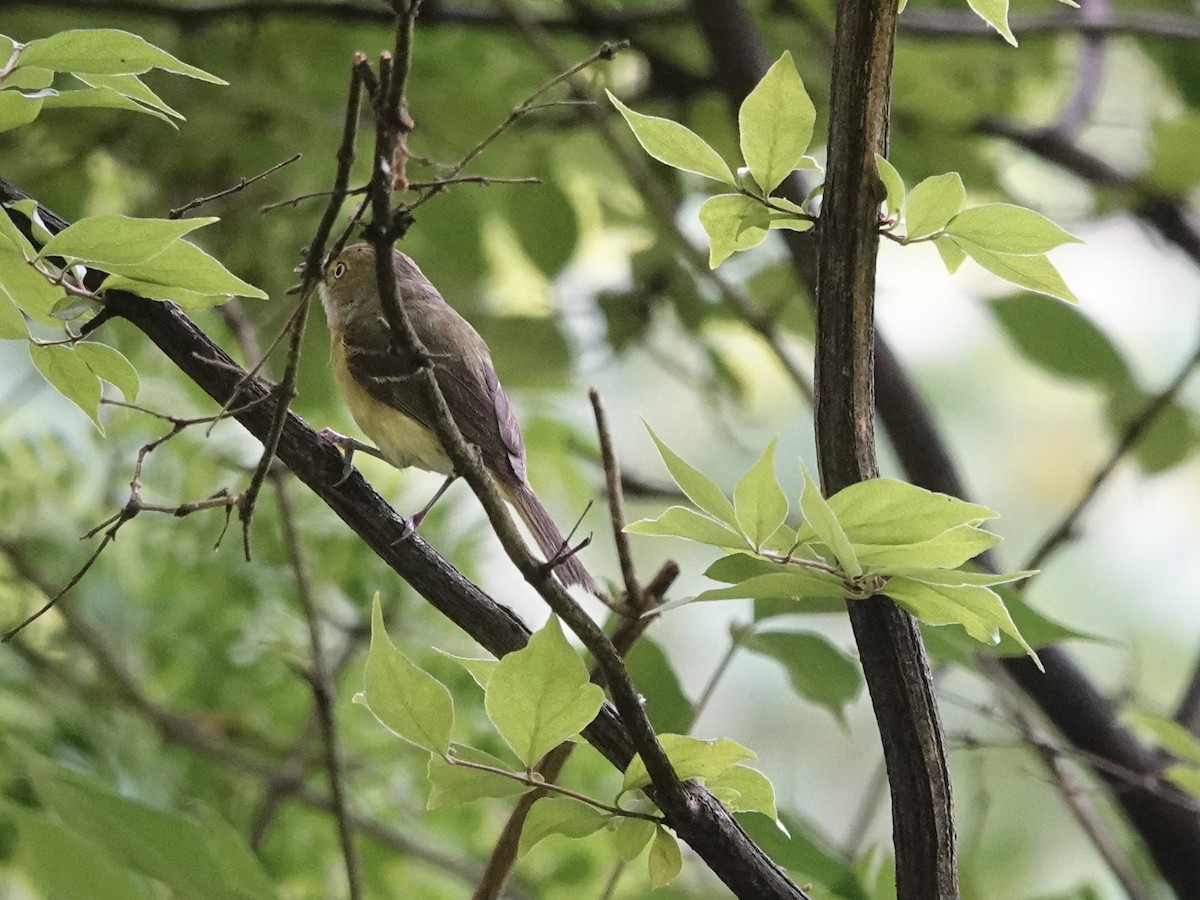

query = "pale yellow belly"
[332,339,453,475]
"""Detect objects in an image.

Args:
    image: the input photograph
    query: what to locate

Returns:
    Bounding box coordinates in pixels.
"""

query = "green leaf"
[733,438,788,548]
[19,29,227,83]
[743,631,862,724]
[19,755,240,900]
[884,566,1033,588]
[518,797,610,858]
[0,284,28,338]
[607,91,735,185]
[1,65,53,90]
[988,294,1129,389]
[644,425,738,526]
[0,246,68,324]
[626,506,747,549]
[1147,116,1200,193]
[799,464,860,578]
[966,0,1018,45]
[614,817,657,861]
[0,89,42,133]
[853,524,1000,570]
[623,734,755,793]
[705,552,787,584]
[825,478,998,545]
[485,616,605,767]
[29,343,103,430]
[97,276,236,310]
[648,827,683,888]
[5,805,155,900]
[884,577,1039,665]
[946,203,1082,255]
[38,215,216,268]
[625,638,695,734]
[957,241,1078,303]
[875,154,905,217]
[1165,764,1200,801]
[194,805,280,900]
[101,239,268,300]
[356,595,454,755]
[427,746,530,808]
[78,73,184,119]
[903,172,964,240]
[435,650,497,690]
[934,235,967,273]
[695,570,848,604]
[738,51,816,194]
[1120,711,1200,766]
[0,205,39,258]
[699,193,771,267]
[706,763,779,819]
[75,342,138,401]
[39,85,174,125]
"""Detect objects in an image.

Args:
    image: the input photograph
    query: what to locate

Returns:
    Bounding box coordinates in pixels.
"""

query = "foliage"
[0,4,1196,900]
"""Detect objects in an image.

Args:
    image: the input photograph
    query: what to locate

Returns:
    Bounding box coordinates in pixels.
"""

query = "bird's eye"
[331,262,347,279]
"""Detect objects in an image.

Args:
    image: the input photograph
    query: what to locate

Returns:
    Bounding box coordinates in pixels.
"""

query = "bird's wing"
[342,314,527,486]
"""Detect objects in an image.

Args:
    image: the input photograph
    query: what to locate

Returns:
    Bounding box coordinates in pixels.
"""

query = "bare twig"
[169,153,301,218]
[588,388,640,610]
[273,473,362,900]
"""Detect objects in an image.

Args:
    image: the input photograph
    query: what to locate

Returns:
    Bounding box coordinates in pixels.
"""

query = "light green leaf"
[706,764,778,819]
[2,65,53,90]
[903,172,964,241]
[648,827,683,888]
[98,276,234,310]
[874,154,905,217]
[1121,711,1200,767]
[738,51,816,194]
[29,343,102,430]
[0,285,28,338]
[957,241,1078,303]
[607,91,734,185]
[518,797,610,858]
[0,205,39,258]
[743,631,862,724]
[101,239,268,300]
[38,215,216,268]
[356,595,454,755]
[623,734,755,793]
[934,235,967,273]
[485,616,605,767]
[626,506,747,549]
[799,464,860,578]
[966,0,1017,45]
[767,216,814,233]
[614,817,657,861]
[75,342,138,401]
[435,650,498,690]
[699,193,771,267]
[78,73,184,119]
[884,566,1034,587]
[0,251,67,324]
[695,570,848,603]
[19,29,227,83]
[705,553,788,584]
[427,746,530,808]
[946,203,1082,255]
[853,525,1000,570]
[1165,764,1200,800]
[39,86,174,125]
[826,477,998,544]
[644,425,739,526]
[884,577,1039,665]
[0,89,42,132]
[733,438,788,548]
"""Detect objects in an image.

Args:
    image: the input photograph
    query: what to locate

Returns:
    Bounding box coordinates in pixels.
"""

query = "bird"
[317,242,596,593]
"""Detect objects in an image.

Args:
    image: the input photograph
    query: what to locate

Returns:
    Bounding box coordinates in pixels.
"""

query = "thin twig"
[169,153,301,218]
[273,473,363,900]
[588,388,641,610]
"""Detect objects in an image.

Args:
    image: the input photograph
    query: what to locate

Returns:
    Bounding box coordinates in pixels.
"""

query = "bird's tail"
[507,482,598,594]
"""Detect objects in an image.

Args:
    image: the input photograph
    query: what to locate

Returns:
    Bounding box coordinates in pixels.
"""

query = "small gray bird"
[318,242,596,593]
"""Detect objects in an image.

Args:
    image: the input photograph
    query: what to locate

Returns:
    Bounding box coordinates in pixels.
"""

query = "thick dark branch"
[815,0,957,897]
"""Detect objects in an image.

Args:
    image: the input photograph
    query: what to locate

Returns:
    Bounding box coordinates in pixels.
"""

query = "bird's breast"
[330,334,453,475]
